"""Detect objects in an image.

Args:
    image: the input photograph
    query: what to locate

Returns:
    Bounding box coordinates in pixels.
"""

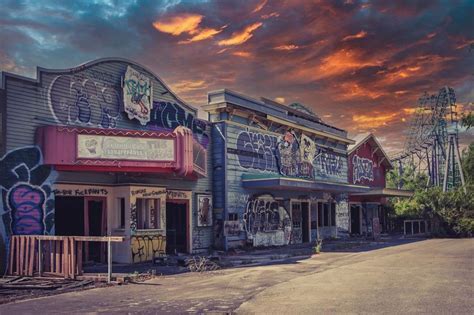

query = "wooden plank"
[70,238,76,279]
[55,241,61,275]
[63,238,69,278]
[28,237,35,276]
[8,237,15,275]
[19,237,25,276]
[29,235,124,242]
[76,242,83,276]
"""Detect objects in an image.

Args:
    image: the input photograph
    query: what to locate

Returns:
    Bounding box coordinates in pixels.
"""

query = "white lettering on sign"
[77,134,174,161]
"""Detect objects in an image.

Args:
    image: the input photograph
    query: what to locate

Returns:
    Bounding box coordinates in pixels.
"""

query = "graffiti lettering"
[352,155,374,183]
[53,188,109,196]
[8,184,45,235]
[150,101,209,148]
[49,74,121,129]
[166,190,190,200]
[131,189,166,197]
[243,194,292,246]
[131,234,166,263]
[314,151,343,176]
[224,220,241,236]
[235,130,278,172]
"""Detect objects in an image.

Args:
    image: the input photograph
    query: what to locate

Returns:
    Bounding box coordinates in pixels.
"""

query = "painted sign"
[197,194,212,227]
[123,66,153,125]
[352,155,374,183]
[77,134,174,161]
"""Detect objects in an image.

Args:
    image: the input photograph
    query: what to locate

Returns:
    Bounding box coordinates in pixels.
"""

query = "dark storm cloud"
[0,0,472,152]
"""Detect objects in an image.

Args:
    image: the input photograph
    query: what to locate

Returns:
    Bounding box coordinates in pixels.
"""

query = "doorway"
[85,197,107,262]
[301,202,310,243]
[350,205,361,234]
[166,201,188,254]
[54,196,106,262]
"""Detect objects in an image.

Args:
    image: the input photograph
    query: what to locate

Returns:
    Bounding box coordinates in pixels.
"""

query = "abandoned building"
[347,133,413,235]
[0,58,213,266]
[203,90,369,249]
[0,57,411,269]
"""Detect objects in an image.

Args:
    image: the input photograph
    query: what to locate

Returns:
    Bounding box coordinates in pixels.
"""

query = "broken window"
[136,198,160,229]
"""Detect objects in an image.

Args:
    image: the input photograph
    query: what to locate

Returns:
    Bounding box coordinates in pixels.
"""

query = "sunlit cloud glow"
[218,22,263,46]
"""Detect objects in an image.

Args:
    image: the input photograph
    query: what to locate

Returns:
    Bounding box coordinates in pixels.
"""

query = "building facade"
[204,90,368,250]
[0,58,213,265]
[348,133,412,235]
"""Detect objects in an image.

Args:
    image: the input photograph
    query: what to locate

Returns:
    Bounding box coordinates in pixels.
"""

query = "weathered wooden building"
[348,133,412,235]
[0,58,213,265]
[204,90,369,249]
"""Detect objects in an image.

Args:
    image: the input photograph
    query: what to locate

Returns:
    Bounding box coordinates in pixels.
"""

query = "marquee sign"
[77,134,175,161]
[123,66,153,125]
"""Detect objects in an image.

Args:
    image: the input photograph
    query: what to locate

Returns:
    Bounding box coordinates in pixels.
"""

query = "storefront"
[348,133,412,235]
[0,58,213,265]
[204,90,369,249]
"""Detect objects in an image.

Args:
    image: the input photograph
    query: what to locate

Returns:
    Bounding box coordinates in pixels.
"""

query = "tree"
[461,143,474,185]
[460,111,474,130]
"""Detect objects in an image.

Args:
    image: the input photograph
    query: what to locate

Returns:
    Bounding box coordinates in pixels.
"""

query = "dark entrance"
[54,196,106,262]
[302,202,310,243]
[85,198,106,262]
[55,197,84,236]
[350,205,361,234]
[166,201,188,254]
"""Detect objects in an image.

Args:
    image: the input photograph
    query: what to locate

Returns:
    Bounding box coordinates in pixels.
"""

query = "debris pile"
[185,256,221,272]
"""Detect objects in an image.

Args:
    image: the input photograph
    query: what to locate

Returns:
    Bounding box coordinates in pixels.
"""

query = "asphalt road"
[0,238,472,314]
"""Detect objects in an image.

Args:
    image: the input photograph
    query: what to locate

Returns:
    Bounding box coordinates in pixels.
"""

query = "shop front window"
[136,198,160,229]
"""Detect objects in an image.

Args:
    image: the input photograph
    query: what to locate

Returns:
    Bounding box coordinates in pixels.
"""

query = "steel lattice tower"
[391,87,466,192]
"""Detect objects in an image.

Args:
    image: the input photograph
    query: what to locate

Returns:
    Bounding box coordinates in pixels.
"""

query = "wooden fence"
[8,235,124,281]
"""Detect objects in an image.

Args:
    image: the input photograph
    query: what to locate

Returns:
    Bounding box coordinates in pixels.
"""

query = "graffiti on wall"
[197,194,212,227]
[131,234,166,263]
[243,194,292,246]
[234,130,279,172]
[313,151,344,177]
[49,73,121,129]
[276,132,314,179]
[0,147,56,237]
[336,200,350,237]
[232,128,345,180]
[150,101,209,148]
[352,155,374,183]
[123,66,152,125]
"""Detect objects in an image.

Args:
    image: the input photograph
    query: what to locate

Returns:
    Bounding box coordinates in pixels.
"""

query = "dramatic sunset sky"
[1,0,473,153]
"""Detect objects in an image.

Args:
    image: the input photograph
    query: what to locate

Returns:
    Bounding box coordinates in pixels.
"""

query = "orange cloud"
[171,80,207,92]
[218,22,263,46]
[232,51,252,58]
[319,49,380,77]
[342,31,367,41]
[252,0,268,14]
[274,44,299,51]
[179,27,225,44]
[153,14,203,36]
[352,112,399,129]
[261,12,280,19]
[275,97,285,103]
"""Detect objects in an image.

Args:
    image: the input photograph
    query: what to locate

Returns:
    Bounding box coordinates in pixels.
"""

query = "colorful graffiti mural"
[123,66,152,125]
[243,194,292,246]
[131,234,166,263]
[150,101,209,148]
[276,131,314,178]
[352,155,374,183]
[0,147,56,270]
[49,74,122,129]
[235,130,279,172]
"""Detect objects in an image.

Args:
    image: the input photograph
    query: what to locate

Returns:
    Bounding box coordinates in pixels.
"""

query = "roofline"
[206,88,352,142]
[1,57,197,114]
[348,133,394,169]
